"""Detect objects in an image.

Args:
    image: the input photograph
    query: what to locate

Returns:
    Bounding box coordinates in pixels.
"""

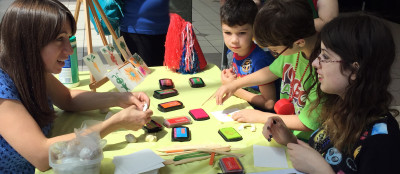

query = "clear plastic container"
[49,141,103,174]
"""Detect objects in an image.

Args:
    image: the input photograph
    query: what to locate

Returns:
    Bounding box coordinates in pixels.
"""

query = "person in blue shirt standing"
[120,0,170,66]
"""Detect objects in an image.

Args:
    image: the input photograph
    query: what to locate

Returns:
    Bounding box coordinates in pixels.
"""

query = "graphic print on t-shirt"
[281,63,307,114]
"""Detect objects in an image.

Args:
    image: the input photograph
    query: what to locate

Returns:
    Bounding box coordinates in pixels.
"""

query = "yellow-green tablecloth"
[37,64,293,174]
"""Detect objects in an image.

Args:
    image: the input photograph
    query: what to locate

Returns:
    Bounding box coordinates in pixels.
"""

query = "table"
[37,64,293,174]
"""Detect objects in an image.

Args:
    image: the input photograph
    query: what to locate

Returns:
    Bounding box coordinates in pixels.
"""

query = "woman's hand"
[262,116,297,145]
[288,140,334,174]
[113,105,153,131]
[118,92,150,110]
[232,109,268,123]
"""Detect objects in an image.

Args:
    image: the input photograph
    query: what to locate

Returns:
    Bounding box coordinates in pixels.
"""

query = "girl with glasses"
[263,13,400,173]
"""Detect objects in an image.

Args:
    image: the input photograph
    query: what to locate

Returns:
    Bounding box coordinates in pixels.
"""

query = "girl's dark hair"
[254,0,316,48]
[0,0,77,127]
[313,12,398,154]
[220,0,258,27]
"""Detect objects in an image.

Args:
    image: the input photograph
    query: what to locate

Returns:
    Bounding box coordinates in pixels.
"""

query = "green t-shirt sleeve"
[269,56,284,77]
[299,86,320,130]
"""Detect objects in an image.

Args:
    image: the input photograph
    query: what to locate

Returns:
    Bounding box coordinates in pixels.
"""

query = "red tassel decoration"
[164,13,207,74]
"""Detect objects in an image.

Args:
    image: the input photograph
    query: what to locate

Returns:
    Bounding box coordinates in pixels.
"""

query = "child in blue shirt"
[220,0,278,111]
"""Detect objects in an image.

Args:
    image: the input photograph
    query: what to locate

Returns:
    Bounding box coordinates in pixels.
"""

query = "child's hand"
[262,117,297,145]
[221,68,237,85]
[215,83,238,105]
[288,140,334,174]
[232,109,267,123]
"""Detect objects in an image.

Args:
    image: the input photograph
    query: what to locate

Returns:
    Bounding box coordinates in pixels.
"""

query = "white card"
[99,44,124,69]
[116,36,132,60]
[118,63,144,88]
[82,53,107,82]
[106,68,134,92]
[113,149,165,174]
[253,145,288,168]
[129,53,151,75]
[211,108,240,122]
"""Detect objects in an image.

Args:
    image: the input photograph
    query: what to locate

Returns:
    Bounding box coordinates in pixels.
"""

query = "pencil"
[209,152,215,165]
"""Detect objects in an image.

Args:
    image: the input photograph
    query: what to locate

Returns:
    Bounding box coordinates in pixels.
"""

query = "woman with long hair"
[263,13,400,173]
[0,0,152,172]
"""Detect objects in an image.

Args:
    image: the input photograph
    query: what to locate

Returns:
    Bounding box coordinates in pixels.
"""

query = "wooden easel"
[74,0,128,91]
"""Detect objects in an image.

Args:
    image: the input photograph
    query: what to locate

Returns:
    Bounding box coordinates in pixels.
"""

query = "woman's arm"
[0,98,152,171]
[0,99,72,171]
[46,73,149,111]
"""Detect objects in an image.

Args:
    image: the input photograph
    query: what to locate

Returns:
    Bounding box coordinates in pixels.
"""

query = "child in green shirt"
[214,0,321,140]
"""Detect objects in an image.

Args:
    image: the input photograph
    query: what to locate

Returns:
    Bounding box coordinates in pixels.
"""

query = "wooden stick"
[163,159,175,165]
[158,150,198,156]
[89,76,109,89]
[157,146,231,156]
[173,155,211,165]
[198,148,245,158]
[201,90,217,106]
[157,144,230,152]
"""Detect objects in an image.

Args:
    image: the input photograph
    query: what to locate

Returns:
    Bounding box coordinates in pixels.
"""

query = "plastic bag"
[49,120,106,173]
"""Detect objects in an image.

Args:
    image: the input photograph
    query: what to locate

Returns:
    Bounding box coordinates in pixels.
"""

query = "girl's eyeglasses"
[317,56,342,66]
[271,46,289,58]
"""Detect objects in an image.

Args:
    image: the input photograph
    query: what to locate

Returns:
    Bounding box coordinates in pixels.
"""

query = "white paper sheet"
[253,145,288,168]
[113,149,165,174]
[211,108,240,122]
[249,168,304,174]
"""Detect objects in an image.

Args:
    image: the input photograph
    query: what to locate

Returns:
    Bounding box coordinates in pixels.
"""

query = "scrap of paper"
[253,145,288,168]
[104,111,113,120]
[211,108,240,122]
[143,103,148,111]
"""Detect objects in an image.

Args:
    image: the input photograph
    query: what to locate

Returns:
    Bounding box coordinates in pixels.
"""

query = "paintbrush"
[201,90,217,106]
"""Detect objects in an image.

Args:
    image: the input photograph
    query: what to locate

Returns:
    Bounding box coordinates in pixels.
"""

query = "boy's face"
[222,23,253,57]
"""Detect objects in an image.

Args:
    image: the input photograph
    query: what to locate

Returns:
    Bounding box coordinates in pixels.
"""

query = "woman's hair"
[0,0,76,127]
[220,0,258,27]
[253,0,316,48]
[313,13,398,154]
